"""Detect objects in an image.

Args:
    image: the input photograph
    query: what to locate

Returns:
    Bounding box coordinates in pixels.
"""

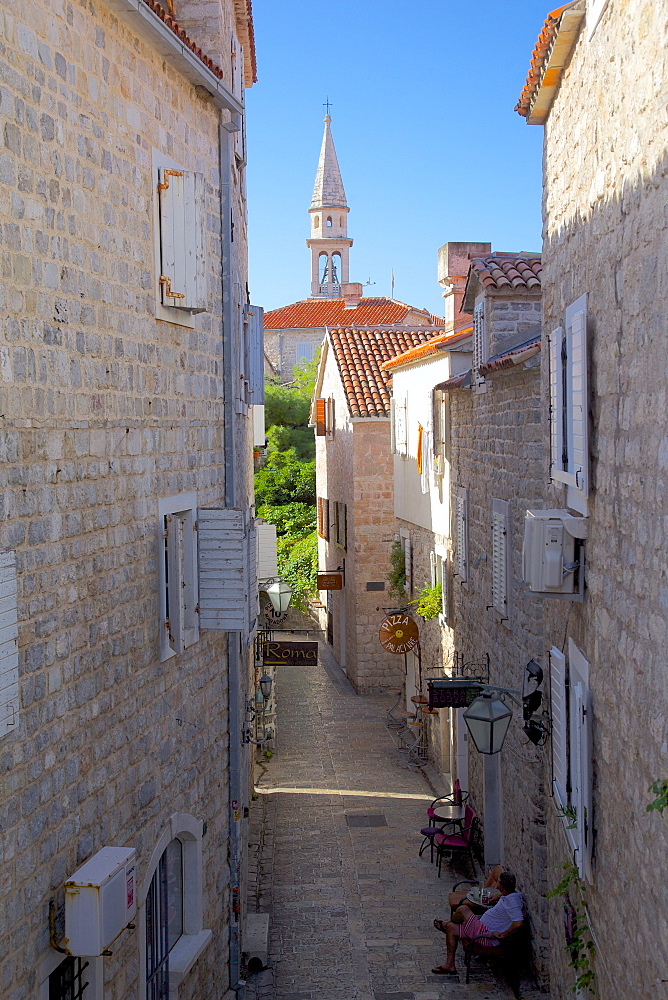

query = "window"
[295,341,317,366]
[146,839,183,1000]
[453,487,469,583]
[159,494,199,660]
[0,551,19,739]
[48,957,89,1000]
[334,502,347,550]
[431,549,449,623]
[491,498,511,620]
[550,642,593,880]
[472,300,486,387]
[432,389,450,478]
[314,397,334,437]
[317,497,330,540]
[391,394,407,456]
[155,161,206,313]
[326,216,332,227]
[549,294,588,512]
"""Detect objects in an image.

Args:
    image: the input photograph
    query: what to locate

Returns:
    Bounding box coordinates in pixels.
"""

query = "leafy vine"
[387,540,407,601]
[646,779,668,816]
[547,862,597,995]
[409,582,442,620]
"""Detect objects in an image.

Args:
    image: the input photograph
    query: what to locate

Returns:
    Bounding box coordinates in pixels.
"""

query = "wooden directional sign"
[317,572,343,591]
[378,613,419,655]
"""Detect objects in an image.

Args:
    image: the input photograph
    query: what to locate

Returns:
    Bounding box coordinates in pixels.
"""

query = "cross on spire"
[323,97,333,117]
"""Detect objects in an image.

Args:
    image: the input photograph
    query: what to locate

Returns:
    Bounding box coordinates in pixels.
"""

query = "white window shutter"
[158,168,206,312]
[0,552,19,739]
[491,498,510,618]
[404,538,412,595]
[246,305,265,403]
[568,639,592,880]
[549,646,567,809]
[246,518,258,636]
[395,396,407,456]
[473,301,485,383]
[454,488,468,582]
[256,523,278,580]
[429,551,437,588]
[390,397,396,454]
[165,514,185,654]
[198,508,247,631]
[439,555,449,621]
[567,297,588,500]
[549,326,566,483]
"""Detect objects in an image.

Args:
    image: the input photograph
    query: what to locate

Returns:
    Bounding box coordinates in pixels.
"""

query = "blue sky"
[246,1,549,317]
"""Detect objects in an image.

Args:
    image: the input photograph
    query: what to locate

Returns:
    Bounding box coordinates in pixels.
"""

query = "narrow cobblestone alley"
[245,640,546,1000]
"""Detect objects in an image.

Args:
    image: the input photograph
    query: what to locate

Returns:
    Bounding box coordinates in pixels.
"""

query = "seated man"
[432,871,523,975]
[447,864,505,916]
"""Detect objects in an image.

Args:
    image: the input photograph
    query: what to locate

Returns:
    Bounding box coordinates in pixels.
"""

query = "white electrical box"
[65,846,136,956]
[523,510,587,597]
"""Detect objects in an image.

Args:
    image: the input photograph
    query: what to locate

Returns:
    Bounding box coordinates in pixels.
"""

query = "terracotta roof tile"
[478,335,542,375]
[515,2,584,122]
[469,254,542,292]
[139,0,226,79]
[329,328,445,418]
[380,327,473,372]
[264,297,445,331]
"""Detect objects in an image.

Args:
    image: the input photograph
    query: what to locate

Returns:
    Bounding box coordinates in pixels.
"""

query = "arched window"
[314,216,319,228]
[326,216,332,227]
[331,253,341,286]
[319,253,329,285]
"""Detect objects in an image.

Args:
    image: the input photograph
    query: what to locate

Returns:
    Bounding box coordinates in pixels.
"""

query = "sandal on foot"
[431,965,458,975]
[433,919,448,934]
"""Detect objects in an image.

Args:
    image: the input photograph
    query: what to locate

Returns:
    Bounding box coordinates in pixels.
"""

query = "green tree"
[254,450,315,507]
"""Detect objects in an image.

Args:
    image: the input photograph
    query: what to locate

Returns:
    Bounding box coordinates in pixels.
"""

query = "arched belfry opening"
[307,113,353,297]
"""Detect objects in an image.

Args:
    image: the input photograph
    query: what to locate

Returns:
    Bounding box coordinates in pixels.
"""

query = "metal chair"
[418,791,470,863]
[384,688,403,729]
[434,805,478,878]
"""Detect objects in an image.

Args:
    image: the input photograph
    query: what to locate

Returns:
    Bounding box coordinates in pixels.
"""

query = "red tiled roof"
[264,297,444,331]
[478,335,541,375]
[515,2,584,122]
[139,0,226,78]
[329,328,445,418]
[380,327,473,372]
[470,254,542,292]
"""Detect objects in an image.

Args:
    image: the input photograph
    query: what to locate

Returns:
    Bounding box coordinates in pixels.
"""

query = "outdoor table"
[432,803,466,826]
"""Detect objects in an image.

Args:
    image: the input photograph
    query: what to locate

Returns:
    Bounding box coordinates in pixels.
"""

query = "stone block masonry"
[0,2,251,998]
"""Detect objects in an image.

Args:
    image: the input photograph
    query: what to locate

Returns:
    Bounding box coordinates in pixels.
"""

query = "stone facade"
[525,1,668,997]
[0,2,257,999]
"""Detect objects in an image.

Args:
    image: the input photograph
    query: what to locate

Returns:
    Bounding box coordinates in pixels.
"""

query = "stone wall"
[539,2,668,997]
[0,2,252,998]
[485,295,541,357]
[264,328,325,384]
[445,359,549,981]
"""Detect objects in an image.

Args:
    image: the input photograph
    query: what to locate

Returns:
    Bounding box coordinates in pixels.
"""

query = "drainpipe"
[220,112,247,998]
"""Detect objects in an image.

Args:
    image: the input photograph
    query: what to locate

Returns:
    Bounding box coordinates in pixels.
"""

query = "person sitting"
[432,870,523,975]
[447,863,504,916]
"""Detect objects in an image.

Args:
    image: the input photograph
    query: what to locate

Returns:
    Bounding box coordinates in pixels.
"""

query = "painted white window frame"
[434,545,449,625]
[549,646,568,809]
[394,394,408,456]
[0,551,19,740]
[137,813,211,1000]
[159,493,199,661]
[453,486,469,584]
[549,294,588,514]
[402,536,412,596]
[491,498,511,621]
[152,150,203,328]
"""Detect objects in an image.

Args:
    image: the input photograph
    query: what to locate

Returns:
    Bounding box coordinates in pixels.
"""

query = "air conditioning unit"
[65,847,136,956]
[523,510,587,599]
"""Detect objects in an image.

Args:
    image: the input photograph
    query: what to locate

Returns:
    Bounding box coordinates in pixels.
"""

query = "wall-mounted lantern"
[463,693,514,755]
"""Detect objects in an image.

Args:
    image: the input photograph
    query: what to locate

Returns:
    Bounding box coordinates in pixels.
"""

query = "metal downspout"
[220,113,246,997]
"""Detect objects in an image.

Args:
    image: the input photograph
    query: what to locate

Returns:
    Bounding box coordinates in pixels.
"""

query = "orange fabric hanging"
[417,423,424,475]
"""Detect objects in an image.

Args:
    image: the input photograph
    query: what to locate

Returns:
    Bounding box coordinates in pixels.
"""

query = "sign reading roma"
[262,640,318,667]
[378,614,419,655]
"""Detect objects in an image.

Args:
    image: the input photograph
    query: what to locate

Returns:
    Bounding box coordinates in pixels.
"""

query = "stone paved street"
[245,639,547,1000]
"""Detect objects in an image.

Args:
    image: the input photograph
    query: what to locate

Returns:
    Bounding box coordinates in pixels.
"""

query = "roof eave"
[522,4,585,124]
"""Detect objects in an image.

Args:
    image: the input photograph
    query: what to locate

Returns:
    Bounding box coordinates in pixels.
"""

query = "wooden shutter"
[158,167,206,311]
[454,487,468,582]
[165,514,185,654]
[568,639,592,880]
[0,552,19,739]
[429,551,437,588]
[549,646,568,809]
[315,399,327,436]
[390,397,396,453]
[549,326,566,483]
[440,555,449,620]
[491,498,510,618]
[246,305,265,404]
[256,523,278,580]
[567,296,588,500]
[333,503,340,546]
[247,518,258,636]
[340,504,347,550]
[197,508,247,631]
[394,395,407,456]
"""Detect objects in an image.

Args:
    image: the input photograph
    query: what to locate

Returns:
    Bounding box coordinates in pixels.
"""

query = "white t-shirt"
[480,892,523,935]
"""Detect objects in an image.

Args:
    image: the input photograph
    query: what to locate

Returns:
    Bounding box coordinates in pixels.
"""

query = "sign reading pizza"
[378,613,419,655]
[262,640,318,666]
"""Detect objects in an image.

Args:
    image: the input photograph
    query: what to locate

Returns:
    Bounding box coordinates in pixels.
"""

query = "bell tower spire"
[307,111,353,297]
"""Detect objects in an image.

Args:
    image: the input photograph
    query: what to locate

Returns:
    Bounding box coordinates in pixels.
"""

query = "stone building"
[386,246,549,979]
[516,2,668,997]
[0,3,263,1000]
[312,325,454,693]
[263,115,443,384]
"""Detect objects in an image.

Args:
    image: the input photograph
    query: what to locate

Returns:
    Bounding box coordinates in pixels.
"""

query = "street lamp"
[259,673,273,701]
[463,693,513,755]
[263,579,293,615]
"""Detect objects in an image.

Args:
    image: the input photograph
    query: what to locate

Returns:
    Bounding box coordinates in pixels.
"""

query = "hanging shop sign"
[427,678,482,710]
[262,640,318,667]
[317,572,343,591]
[378,614,419,655]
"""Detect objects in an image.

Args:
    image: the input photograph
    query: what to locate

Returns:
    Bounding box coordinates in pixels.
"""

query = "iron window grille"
[49,957,89,1000]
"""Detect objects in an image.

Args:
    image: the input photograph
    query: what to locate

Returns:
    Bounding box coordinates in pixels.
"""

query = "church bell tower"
[307,114,353,298]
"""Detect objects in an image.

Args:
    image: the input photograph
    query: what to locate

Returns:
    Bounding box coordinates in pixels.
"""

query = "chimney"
[437,241,491,332]
[341,282,363,309]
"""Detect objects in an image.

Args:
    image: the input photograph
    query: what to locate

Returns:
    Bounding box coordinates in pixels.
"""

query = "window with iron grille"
[146,839,184,1000]
[49,957,89,1000]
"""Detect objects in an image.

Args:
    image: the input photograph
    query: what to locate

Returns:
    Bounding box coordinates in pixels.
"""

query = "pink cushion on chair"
[435,833,469,849]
